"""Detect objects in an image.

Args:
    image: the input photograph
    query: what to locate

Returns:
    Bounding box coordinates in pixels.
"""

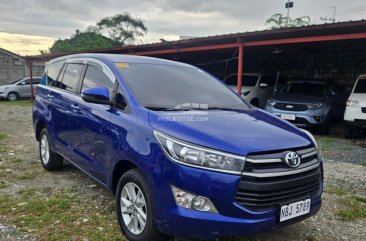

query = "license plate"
[280,113,296,121]
[280,199,311,222]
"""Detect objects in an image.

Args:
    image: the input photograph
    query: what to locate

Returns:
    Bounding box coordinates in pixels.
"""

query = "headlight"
[300,128,321,160]
[267,99,276,106]
[154,131,245,174]
[307,103,323,108]
[346,100,359,107]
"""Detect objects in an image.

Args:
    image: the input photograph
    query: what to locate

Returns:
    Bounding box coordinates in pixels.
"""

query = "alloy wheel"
[120,182,147,235]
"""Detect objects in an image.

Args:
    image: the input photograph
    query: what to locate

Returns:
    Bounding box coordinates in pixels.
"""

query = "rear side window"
[81,65,114,96]
[47,61,65,86]
[61,64,84,93]
[32,78,41,84]
[354,77,366,93]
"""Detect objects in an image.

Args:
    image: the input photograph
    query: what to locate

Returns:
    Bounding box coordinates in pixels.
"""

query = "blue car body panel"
[32,53,323,239]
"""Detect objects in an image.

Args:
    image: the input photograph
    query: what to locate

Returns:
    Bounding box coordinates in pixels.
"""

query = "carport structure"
[26,20,366,95]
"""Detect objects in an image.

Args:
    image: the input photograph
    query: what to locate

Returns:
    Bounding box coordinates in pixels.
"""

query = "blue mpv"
[33,53,323,241]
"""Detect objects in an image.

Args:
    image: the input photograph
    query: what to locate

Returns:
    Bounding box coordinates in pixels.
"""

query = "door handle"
[71,104,80,110]
[47,93,54,99]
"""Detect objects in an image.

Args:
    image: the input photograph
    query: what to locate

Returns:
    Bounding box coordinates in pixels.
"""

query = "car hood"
[0,85,10,91]
[148,109,312,156]
[271,94,326,104]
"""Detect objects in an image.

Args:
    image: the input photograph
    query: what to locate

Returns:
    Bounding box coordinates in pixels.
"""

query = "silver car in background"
[265,80,344,134]
[0,77,41,101]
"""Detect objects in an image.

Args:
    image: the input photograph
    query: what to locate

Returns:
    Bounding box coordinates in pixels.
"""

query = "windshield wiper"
[144,106,176,111]
[206,107,243,111]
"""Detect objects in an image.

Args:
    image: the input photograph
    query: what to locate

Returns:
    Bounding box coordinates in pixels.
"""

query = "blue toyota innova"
[33,54,323,240]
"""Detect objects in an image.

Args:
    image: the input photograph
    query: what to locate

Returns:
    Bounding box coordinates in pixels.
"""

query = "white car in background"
[0,77,41,101]
[344,74,366,138]
[223,73,278,108]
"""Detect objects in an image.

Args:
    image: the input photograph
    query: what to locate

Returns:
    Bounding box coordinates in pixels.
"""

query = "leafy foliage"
[49,31,119,54]
[45,12,147,54]
[95,12,147,45]
[265,13,310,29]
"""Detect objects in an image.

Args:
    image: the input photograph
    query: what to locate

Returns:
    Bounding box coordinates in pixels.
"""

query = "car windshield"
[7,79,22,84]
[117,63,249,110]
[354,77,366,93]
[281,81,326,97]
[224,75,258,87]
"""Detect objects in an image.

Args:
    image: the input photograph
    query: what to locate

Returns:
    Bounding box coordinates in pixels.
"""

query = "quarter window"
[47,61,65,87]
[61,64,84,93]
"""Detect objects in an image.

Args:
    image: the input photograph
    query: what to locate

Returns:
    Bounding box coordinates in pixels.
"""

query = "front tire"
[7,92,19,101]
[39,129,63,171]
[116,169,165,241]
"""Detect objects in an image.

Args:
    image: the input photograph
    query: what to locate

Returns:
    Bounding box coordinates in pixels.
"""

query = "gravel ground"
[0,101,365,241]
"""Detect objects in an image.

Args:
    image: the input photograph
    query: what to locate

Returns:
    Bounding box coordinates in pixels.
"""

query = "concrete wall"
[0,56,45,85]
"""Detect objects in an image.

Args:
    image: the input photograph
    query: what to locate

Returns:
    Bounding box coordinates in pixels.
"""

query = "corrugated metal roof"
[25,19,366,61]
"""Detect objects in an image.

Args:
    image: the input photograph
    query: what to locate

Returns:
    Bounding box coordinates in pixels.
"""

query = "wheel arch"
[35,119,47,141]
[7,91,19,100]
[111,160,139,194]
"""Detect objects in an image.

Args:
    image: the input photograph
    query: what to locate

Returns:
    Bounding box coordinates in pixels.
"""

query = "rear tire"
[7,92,19,101]
[116,169,165,241]
[39,129,63,171]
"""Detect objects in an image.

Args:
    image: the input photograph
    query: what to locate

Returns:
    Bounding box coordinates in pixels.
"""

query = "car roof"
[48,53,193,68]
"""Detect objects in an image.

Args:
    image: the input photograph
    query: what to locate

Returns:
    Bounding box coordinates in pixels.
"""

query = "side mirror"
[81,87,112,105]
[259,82,269,88]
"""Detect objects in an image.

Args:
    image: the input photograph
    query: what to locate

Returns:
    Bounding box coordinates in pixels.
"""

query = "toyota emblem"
[283,151,301,168]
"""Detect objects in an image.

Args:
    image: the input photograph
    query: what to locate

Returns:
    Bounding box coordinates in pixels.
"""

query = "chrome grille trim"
[242,163,320,178]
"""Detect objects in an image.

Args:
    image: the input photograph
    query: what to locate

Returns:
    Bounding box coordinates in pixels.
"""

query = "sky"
[0,0,365,56]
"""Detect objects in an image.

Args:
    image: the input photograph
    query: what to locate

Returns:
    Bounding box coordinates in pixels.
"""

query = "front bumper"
[265,105,326,127]
[150,157,323,239]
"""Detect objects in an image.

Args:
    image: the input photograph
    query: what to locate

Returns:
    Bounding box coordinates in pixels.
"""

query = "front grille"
[274,102,308,111]
[235,147,322,211]
[362,107,366,113]
[288,117,309,125]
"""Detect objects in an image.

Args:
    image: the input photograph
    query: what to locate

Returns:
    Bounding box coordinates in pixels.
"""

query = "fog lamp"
[314,116,321,122]
[171,186,218,213]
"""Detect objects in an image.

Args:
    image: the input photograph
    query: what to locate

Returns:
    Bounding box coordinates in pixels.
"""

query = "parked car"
[344,74,366,138]
[223,73,278,108]
[33,54,323,241]
[0,77,41,101]
[265,80,344,134]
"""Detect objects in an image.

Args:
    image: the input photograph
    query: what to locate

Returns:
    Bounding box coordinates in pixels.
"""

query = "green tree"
[49,30,119,54]
[44,12,148,54]
[95,12,147,45]
[265,13,310,29]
